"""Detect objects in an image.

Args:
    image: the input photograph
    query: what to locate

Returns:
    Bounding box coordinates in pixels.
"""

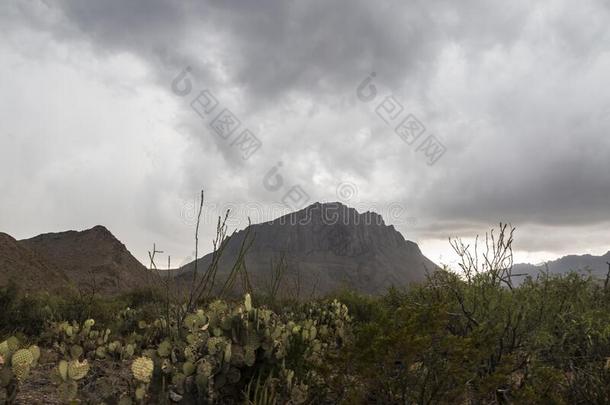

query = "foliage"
[318,225,610,404]
[3,220,610,403]
[1,292,349,404]
[4,271,610,403]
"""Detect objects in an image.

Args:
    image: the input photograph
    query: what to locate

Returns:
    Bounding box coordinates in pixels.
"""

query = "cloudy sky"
[1,0,610,268]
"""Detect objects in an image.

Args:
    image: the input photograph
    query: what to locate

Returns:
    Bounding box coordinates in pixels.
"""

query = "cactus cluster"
[48,319,109,401]
[50,317,137,360]
[53,358,90,401]
[0,336,40,403]
[115,294,352,403]
[22,294,351,403]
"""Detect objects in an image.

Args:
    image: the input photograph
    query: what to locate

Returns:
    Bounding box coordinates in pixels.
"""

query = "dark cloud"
[32,0,438,104]
[1,0,610,262]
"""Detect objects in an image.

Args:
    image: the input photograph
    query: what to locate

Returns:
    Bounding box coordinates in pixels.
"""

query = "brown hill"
[512,250,610,285]
[177,202,437,296]
[19,226,153,295]
[0,232,70,292]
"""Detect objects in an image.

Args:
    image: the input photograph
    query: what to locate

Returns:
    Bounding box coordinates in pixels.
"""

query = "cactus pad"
[95,346,107,359]
[182,361,195,376]
[28,345,41,364]
[135,384,147,401]
[12,349,34,367]
[0,341,9,358]
[131,356,154,383]
[124,344,135,358]
[58,360,68,381]
[68,359,90,381]
[6,337,20,353]
[244,293,253,312]
[11,362,30,381]
[157,340,172,357]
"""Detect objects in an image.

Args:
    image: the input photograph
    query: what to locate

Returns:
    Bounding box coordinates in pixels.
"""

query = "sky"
[1,0,610,269]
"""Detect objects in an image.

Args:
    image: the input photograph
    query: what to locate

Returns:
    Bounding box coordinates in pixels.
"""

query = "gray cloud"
[1,0,609,263]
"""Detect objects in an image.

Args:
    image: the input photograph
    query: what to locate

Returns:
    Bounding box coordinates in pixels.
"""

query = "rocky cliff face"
[178,202,437,296]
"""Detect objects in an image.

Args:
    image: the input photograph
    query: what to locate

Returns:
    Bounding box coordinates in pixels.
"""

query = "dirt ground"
[5,350,134,404]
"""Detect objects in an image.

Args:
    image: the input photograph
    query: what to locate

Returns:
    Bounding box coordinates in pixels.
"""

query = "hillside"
[513,250,610,282]
[18,225,153,295]
[177,202,437,296]
[0,232,69,292]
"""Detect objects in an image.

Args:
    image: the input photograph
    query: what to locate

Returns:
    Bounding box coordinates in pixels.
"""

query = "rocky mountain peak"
[278,202,386,228]
[179,202,436,296]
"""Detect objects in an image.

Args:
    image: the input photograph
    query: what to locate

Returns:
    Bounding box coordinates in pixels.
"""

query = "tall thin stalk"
[186,190,205,312]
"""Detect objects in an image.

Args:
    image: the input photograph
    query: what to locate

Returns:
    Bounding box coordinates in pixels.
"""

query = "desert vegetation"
[2,216,610,404]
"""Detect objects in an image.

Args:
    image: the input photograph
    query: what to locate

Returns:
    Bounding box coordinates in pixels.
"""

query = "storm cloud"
[1,0,609,266]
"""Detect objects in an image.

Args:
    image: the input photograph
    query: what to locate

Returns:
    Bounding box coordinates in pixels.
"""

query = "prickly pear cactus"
[67,360,90,381]
[11,362,30,382]
[28,345,40,366]
[51,358,90,401]
[0,341,10,359]
[10,349,35,382]
[6,337,19,354]
[126,356,154,403]
[131,356,154,383]
[141,294,353,403]
[0,336,41,402]
[33,293,351,404]
[11,349,34,368]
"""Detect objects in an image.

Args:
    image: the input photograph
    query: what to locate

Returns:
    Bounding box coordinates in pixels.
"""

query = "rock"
[177,202,437,296]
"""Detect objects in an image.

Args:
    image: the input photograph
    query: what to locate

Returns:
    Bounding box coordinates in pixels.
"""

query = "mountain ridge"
[513,250,610,281]
[5,207,607,296]
[176,202,437,296]
[0,225,152,294]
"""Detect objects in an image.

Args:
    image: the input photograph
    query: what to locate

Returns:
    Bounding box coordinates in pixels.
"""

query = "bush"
[3,224,610,403]
[2,293,350,403]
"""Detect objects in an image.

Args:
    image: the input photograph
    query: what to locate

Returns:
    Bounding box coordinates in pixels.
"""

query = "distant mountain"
[513,251,610,282]
[0,232,69,292]
[16,226,153,294]
[177,202,437,296]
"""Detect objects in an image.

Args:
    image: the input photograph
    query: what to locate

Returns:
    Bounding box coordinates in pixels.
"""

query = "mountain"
[0,232,70,292]
[176,202,437,296]
[513,251,610,282]
[17,225,153,294]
